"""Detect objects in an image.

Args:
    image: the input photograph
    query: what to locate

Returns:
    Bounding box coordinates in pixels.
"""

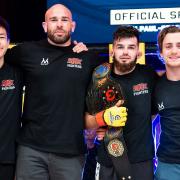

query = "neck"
[113,65,136,75]
[47,38,71,47]
[0,58,4,68]
[166,66,180,81]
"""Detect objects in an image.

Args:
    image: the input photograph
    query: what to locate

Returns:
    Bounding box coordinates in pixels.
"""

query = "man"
[0,17,22,180]
[85,25,158,180]
[154,26,180,180]
[6,3,125,180]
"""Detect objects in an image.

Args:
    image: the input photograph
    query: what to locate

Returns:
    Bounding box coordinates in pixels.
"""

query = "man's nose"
[171,46,178,54]
[57,20,63,27]
[123,48,128,54]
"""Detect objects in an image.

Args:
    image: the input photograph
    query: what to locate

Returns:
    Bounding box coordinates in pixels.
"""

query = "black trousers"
[82,147,97,180]
[0,164,15,180]
[16,145,85,180]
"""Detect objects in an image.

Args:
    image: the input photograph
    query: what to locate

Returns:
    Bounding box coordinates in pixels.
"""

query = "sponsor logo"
[105,89,116,101]
[67,58,82,69]
[110,7,180,25]
[41,58,49,65]
[1,79,15,90]
[97,77,107,87]
[107,139,124,157]
[109,112,121,124]
[133,83,149,96]
[158,102,164,111]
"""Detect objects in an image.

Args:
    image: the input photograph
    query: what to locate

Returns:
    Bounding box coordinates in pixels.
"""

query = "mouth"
[120,56,130,59]
[54,30,65,36]
[169,56,180,61]
[120,57,131,62]
[121,58,130,60]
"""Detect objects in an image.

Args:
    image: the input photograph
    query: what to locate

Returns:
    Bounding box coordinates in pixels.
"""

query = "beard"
[113,57,137,73]
[47,28,71,44]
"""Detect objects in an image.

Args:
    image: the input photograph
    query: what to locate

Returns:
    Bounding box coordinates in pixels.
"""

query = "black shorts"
[0,163,15,180]
[99,160,154,180]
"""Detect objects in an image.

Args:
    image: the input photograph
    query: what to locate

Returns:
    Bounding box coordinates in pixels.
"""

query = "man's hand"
[95,104,127,127]
[96,127,107,140]
[84,129,96,149]
[73,40,88,53]
[104,106,127,127]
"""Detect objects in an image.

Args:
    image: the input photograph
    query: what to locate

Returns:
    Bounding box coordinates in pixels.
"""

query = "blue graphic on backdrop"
[47,0,180,43]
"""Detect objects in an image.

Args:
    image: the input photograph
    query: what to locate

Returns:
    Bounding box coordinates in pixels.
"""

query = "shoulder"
[136,64,155,73]
[78,50,98,59]
[135,64,159,85]
[7,41,36,56]
[136,64,157,77]
[75,50,101,68]
[156,74,166,85]
[2,62,21,75]
[13,40,45,50]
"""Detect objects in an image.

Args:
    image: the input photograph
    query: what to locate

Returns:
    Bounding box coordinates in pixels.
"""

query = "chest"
[21,50,93,82]
[120,77,152,105]
[155,82,180,112]
[0,68,18,93]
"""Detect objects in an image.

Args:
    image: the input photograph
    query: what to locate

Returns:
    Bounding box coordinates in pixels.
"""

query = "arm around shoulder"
[85,112,99,129]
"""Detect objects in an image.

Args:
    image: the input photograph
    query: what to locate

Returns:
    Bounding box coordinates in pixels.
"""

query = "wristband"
[95,111,106,127]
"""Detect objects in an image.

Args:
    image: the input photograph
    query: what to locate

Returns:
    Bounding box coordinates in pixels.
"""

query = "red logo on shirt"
[133,83,147,91]
[1,80,14,87]
[67,58,82,69]
[105,89,116,101]
[133,83,148,96]
[67,58,82,65]
[1,80,15,90]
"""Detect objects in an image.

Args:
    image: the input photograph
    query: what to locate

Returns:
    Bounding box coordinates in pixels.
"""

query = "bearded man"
[85,25,158,180]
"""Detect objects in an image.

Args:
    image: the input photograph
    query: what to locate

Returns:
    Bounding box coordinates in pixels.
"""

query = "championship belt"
[86,63,132,179]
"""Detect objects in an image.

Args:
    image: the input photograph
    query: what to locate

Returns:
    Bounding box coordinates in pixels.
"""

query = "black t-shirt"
[154,75,180,163]
[6,40,99,155]
[0,62,22,163]
[97,64,157,164]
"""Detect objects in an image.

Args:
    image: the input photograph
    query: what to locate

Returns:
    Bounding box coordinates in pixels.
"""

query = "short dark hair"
[158,25,180,53]
[0,16,10,40]
[113,25,140,44]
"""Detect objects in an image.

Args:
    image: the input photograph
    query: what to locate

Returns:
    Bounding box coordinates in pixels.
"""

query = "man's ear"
[137,51,142,59]
[71,21,76,33]
[110,49,114,58]
[160,52,163,58]
[7,38,10,45]
[42,22,47,33]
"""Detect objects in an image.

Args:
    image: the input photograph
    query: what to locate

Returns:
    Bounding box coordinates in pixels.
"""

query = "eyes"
[116,45,136,50]
[164,43,180,50]
[49,17,70,23]
[0,35,7,41]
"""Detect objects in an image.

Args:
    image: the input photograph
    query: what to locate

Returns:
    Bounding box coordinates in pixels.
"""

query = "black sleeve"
[151,90,159,115]
[85,79,94,114]
[17,66,24,88]
[5,44,22,66]
[151,71,160,115]
[5,46,25,86]
[88,49,108,70]
[143,65,159,115]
